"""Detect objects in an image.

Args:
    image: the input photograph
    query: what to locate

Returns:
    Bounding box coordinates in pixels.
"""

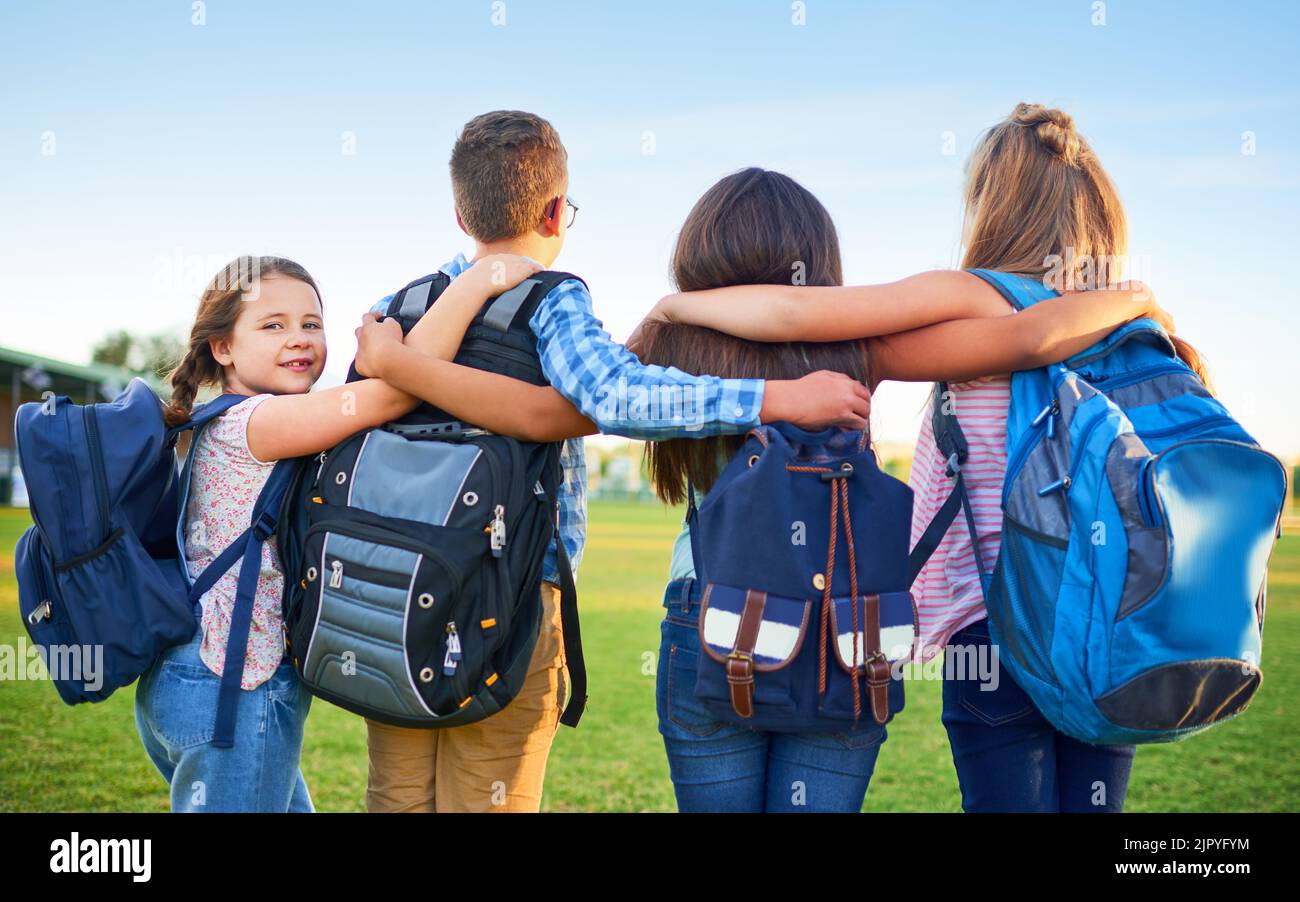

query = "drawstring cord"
[791,466,863,718]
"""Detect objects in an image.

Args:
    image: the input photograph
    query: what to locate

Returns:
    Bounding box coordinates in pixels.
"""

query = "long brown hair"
[962,102,1211,387]
[637,168,870,504]
[161,256,321,428]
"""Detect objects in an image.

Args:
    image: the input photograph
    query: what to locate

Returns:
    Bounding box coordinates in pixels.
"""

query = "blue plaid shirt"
[372,254,766,583]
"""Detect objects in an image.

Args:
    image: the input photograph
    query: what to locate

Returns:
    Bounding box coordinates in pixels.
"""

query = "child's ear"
[539,197,563,238]
[208,335,234,367]
[454,207,470,236]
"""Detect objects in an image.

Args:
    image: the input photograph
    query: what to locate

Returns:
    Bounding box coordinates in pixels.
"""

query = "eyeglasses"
[548,195,579,229]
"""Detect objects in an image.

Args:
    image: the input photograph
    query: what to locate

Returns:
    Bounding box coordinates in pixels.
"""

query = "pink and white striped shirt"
[907,375,1011,661]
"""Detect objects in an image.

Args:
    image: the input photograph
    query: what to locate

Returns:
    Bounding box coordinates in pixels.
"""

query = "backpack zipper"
[82,405,111,542]
[25,533,84,649]
[1064,414,1113,488]
[304,519,465,594]
[443,621,463,675]
[1134,414,1235,441]
[314,450,329,486]
[1088,362,1187,392]
[1137,457,1160,527]
[1067,325,1174,370]
[1003,401,1055,504]
[1135,434,1280,529]
[489,505,507,557]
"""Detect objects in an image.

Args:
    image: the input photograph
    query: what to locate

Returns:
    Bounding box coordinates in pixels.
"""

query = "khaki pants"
[364,582,568,813]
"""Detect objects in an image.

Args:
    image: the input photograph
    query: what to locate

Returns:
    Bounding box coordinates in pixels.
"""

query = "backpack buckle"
[252,510,278,541]
[945,452,962,477]
[725,651,755,718]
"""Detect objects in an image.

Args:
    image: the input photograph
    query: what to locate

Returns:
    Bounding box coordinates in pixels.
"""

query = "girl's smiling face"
[208,274,327,396]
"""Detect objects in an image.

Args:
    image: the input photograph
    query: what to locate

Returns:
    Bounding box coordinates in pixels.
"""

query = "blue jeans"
[134,617,314,812]
[941,618,1136,812]
[655,578,886,812]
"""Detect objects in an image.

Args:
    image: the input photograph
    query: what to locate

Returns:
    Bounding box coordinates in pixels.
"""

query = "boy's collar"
[443,252,546,277]
[440,253,473,277]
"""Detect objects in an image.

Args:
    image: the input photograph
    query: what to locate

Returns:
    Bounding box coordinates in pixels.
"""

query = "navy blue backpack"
[14,377,295,747]
[689,423,917,730]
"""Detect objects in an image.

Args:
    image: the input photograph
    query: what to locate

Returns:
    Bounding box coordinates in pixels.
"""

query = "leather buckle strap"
[726,589,768,719]
[726,652,755,719]
[863,594,890,725]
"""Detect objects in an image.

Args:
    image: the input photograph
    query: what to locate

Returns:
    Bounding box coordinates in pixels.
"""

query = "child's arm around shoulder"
[246,379,418,462]
[531,279,871,436]
[869,281,1169,384]
[354,255,600,443]
[645,270,1009,342]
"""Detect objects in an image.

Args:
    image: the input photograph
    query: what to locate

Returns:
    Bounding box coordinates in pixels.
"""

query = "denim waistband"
[662,576,703,614]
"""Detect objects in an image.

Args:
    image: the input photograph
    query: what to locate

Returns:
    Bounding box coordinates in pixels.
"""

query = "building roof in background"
[0,345,167,395]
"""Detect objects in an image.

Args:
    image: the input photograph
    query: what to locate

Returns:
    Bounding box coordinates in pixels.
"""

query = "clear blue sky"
[2,0,1297,454]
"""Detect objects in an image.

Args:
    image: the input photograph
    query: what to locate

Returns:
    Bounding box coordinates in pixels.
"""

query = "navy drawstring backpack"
[689,423,919,730]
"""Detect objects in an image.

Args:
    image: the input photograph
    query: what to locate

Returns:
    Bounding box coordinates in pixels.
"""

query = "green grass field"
[1,503,1296,812]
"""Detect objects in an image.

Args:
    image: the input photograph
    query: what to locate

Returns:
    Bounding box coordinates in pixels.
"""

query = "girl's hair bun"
[1011,102,1083,165]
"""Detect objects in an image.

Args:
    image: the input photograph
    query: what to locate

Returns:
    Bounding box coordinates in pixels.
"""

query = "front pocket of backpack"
[694,584,810,719]
[986,517,1066,686]
[299,518,471,720]
[51,521,195,693]
[817,591,914,722]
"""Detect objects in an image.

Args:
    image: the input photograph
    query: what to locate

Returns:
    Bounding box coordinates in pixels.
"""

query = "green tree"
[92,330,184,379]
[91,330,133,369]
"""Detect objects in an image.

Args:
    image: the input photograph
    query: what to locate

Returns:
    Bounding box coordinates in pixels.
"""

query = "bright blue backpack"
[689,424,915,731]
[912,269,1288,745]
[14,377,295,747]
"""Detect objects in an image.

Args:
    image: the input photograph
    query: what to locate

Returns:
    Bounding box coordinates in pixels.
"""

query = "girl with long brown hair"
[640,105,1192,811]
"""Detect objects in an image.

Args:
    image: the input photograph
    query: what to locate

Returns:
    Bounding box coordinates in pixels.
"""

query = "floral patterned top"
[183,393,285,690]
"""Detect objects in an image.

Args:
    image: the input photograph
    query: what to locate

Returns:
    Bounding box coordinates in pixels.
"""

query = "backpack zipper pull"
[1032,400,1061,438]
[1037,475,1072,497]
[443,622,463,675]
[28,600,52,625]
[490,505,507,557]
[329,560,344,588]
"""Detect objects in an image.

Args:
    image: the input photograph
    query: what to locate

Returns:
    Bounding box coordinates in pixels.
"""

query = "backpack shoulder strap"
[547,444,588,729]
[684,478,705,586]
[555,521,587,728]
[906,383,989,594]
[388,272,453,330]
[967,268,1058,311]
[481,270,585,333]
[164,393,248,446]
[187,458,299,748]
[344,273,454,385]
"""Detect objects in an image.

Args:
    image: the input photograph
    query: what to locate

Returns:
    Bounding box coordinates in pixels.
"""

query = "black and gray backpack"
[278,270,587,729]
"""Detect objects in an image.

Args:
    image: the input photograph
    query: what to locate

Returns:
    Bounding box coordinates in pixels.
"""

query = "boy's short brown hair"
[450,111,568,242]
